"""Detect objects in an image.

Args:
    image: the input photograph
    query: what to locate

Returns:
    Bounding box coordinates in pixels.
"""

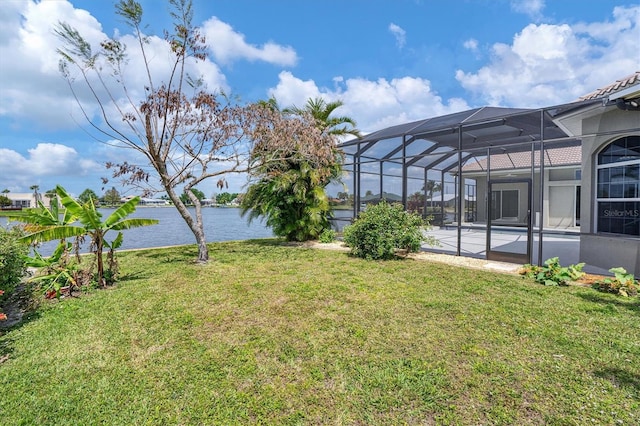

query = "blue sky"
[1,0,639,198]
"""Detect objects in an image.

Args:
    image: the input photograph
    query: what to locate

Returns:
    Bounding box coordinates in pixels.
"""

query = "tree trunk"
[189,193,209,263]
[164,185,209,263]
[152,156,210,262]
[95,235,105,287]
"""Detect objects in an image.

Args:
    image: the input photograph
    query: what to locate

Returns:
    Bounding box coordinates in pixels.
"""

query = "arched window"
[596,135,640,236]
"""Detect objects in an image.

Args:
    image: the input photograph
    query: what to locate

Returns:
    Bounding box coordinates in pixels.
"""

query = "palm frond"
[110,218,159,231]
[104,196,142,228]
[20,225,85,245]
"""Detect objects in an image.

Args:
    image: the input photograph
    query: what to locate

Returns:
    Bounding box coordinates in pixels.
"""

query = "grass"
[1,240,638,425]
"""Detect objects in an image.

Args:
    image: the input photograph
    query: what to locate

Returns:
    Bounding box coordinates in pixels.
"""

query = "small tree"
[17,185,158,287]
[216,192,237,205]
[242,97,359,241]
[30,185,41,207]
[44,188,58,206]
[78,189,99,205]
[55,0,317,262]
[180,188,205,206]
[0,195,11,208]
[343,201,438,260]
[103,187,121,206]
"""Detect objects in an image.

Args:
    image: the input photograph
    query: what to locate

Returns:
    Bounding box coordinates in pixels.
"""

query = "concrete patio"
[423,226,612,275]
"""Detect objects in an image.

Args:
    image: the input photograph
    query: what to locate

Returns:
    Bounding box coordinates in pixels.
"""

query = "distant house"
[1,193,51,209]
[360,192,402,204]
[137,198,170,206]
[428,193,476,209]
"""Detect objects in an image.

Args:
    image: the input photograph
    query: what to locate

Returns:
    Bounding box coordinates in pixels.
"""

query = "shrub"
[592,267,639,297]
[0,226,28,321]
[0,226,28,295]
[23,242,83,298]
[521,257,585,286]
[318,228,336,243]
[343,201,438,260]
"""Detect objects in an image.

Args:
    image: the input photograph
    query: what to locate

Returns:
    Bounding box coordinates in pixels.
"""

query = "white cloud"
[269,72,469,134]
[389,23,406,48]
[511,0,545,21]
[463,38,479,51]
[0,0,229,131]
[201,17,297,66]
[456,5,640,107]
[0,143,102,190]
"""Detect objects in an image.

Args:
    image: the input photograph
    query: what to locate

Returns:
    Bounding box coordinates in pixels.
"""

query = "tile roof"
[579,71,640,100]
[462,145,582,172]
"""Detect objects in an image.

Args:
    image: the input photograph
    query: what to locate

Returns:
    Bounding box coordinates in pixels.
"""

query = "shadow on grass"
[575,291,640,315]
[594,367,640,393]
[133,245,200,262]
[118,270,153,282]
[233,238,287,247]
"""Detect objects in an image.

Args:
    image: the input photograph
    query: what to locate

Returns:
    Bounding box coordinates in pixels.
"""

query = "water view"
[2,207,274,256]
[1,206,356,256]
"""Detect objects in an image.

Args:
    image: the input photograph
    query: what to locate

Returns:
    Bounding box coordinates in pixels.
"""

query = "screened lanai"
[335,99,604,266]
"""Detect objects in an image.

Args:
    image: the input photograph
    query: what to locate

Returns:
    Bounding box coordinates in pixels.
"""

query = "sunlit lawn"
[1,240,638,425]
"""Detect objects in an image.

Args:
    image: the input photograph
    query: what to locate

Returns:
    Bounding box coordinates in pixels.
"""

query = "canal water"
[2,207,273,256]
[1,207,355,256]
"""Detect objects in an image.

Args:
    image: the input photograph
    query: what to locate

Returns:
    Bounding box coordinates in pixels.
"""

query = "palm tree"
[242,97,357,241]
[17,185,158,286]
[30,185,40,207]
[285,97,361,140]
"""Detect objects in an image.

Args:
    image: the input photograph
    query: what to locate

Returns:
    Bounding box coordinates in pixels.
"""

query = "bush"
[520,257,585,286]
[592,267,639,297]
[343,202,437,260]
[0,226,28,295]
[318,228,336,243]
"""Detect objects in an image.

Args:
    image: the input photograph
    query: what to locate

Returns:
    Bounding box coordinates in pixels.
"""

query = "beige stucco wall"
[579,107,640,275]
[3,193,51,209]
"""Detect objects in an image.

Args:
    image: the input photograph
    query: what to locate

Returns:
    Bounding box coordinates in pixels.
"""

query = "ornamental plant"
[592,267,639,297]
[11,185,158,287]
[318,228,336,243]
[343,201,438,260]
[521,257,585,286]
[23,242,80,298]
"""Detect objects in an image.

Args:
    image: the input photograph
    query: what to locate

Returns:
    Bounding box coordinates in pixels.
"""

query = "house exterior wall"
[579,107,640,275]
[2,193,50,209]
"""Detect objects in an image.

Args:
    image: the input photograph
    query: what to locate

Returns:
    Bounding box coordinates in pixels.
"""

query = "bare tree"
[54,0,334,262]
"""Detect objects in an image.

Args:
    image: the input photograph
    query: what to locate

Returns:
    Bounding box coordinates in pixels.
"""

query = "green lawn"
[1,240,638,425]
